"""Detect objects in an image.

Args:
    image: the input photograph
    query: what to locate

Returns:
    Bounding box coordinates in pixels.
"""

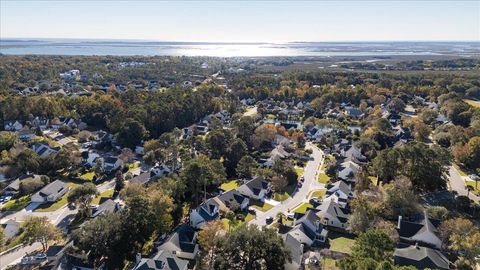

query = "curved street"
[249,142,325,227]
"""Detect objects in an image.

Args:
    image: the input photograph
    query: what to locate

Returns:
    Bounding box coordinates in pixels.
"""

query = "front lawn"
[295,167,304,177]
[35,181,82,212]
[79,171,96,181]
[308,189,326,199]
[250,199,274,212]
[220,180,240,191]
[293,202,313,214]
[466,180,480,196]
[91,189,115,205]
[318,173,330,184]
[1,195,31,211]
[329,234,356,254]
[322,258,340,270]
[273,184,296,201]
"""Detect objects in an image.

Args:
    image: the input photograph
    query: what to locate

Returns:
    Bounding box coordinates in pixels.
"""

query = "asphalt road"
[448,166,479,203]
[249,142,325,227]
[0,179,115,269]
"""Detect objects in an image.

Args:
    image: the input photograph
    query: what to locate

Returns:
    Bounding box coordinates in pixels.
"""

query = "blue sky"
[1,1,479,42]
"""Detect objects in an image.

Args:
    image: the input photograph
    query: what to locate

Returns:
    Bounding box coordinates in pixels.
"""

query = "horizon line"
[1,37,479,43]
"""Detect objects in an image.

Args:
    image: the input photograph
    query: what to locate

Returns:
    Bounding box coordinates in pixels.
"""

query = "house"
[189,199,220,229]
[325,181,353,207]
[91,199,121,218]
[60,69,80,80]
[213,189,249,212]
[4,174,44,195]
[237,176,271,201]
[18,128,35,141]
[283,233,304,270]
[133,250,188,270]
[82,151,100,167]
[102,156,123,173]
[274,134,292,146]
[287,210,328,247]
[342,145,367,164]
[396,212,442,249]
[31,180,69,204]
[1,219,20,240]
[32,142,60,158]
[32,117,50,130]
[4,120,23,131]
[135,146,145,155]
[344,107,364,119]
[158,224,199,260]
[307,126,334,141]
[337,160,360,181]
[315,200,349,229]
[394,245,451,270]
[150,164,173,179]
[131,172,151,186]
[214,110,231,123]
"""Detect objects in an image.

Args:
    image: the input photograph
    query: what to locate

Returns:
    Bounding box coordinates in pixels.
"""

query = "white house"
[150,164,172,179]
[135,145,144,155]
[337,161,360,181]
[315,200,349,229]
[237,176,271,201]
[1,220,20,240]
[189,199,220,229]
[32,143,60,158]
[83,151,100,167]
[31,180,69,204]
[4,120,23,131]
[324,181,354,207]
[102,156,123,173]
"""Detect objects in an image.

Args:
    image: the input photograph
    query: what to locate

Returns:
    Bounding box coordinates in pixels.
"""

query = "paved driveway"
[249,142,325,227]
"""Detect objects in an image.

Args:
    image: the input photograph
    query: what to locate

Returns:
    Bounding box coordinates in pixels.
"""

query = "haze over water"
[1,39,479,57]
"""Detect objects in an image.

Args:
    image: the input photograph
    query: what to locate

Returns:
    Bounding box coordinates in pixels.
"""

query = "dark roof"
[104,156,119,164]
[92,199,119,217]
[216,189,248,207]
[38,180,67,197]
[131,172,151,185]
[160,224,197,254]
[239,176,269,196]
[394,245,450,270]
[135,249,189,270]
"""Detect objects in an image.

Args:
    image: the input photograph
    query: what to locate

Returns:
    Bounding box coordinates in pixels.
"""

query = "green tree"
[67,183,99,217]
[116,118,148,149]
[73,213,122,268]
[21,216,61,251]
[15,149,40,174]
[351,229,396,261]
[0,131,16,152]
[180,155,226,206]
[224,138,248,176]
[236,155,257,178]
[214,225,291,270]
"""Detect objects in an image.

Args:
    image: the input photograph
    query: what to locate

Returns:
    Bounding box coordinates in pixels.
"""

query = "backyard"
[328,233,356,254]
[220,179,240,191]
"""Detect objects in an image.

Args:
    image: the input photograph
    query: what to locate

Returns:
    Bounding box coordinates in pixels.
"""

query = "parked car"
[309,197,321,206]
[300,176,305,182]
[35,253,47,260]
[287,212,295,220]
[266,216,274,224]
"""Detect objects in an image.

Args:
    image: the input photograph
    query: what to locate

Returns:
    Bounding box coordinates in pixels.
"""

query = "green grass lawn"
[35,181,81,212]
[318,173,331,184]
[369,176,378,186]
[293,202,313,214]
[466,180,480,196]
[79,171,96,181]
[250,199,274,212]
[295,167,304,177]
[273,184,296,201]
[322,258,340,270]
[1,195,31,211]
[91,189,115,205]
[245,213,255,222]
[464,99,480,108]
[127,162,140,169]
[220,180,240,191]
[329,234,356,254]
[309,189,326,199]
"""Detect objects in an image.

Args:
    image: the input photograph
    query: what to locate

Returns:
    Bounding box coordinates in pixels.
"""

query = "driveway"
[243,106,257,117]
[249,142,325,227]
[448,166,479,203]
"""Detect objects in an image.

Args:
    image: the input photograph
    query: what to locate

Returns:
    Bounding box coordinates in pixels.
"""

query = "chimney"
[415,242,419,249]
[397,216,402,229]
